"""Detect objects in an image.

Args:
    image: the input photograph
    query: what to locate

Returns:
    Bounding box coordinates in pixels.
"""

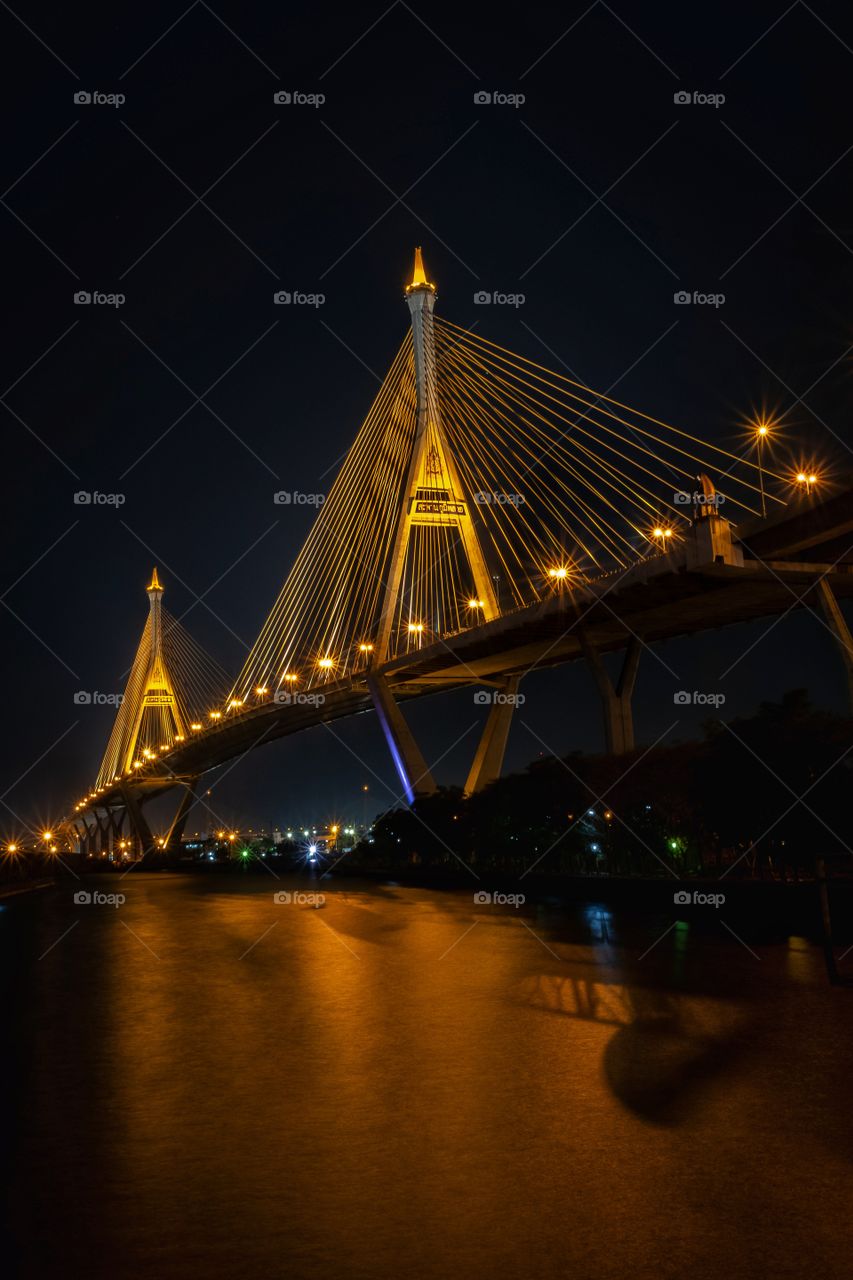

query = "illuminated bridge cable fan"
[95,577,230,790]
[231,334,421,699]
[433,317,785,598]
[231,288,787,697]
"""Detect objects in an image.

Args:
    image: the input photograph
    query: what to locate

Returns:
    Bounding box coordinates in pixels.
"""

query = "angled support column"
[465,676,521,795]
[79,813,97,856]
[96,810,111,854]
[165,777,199,852]
[367,673,437,804]
[580,633,642,755]
[120,785,155,857]
[816,579,853,711]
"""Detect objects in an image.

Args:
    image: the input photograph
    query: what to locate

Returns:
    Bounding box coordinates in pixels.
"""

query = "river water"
[4,873,852,1279]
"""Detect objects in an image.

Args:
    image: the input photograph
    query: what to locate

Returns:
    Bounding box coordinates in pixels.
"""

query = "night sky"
[3,0,851,837]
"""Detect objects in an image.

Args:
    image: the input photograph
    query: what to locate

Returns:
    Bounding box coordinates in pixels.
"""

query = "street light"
[755,421,770,517]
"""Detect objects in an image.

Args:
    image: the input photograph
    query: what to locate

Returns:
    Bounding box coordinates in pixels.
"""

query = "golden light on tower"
[405,245,436,294]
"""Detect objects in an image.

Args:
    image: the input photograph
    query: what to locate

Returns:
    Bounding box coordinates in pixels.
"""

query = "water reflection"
[5,875,853,1280]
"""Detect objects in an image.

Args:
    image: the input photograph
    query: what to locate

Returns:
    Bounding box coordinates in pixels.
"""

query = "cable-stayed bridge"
[64,250,853,856]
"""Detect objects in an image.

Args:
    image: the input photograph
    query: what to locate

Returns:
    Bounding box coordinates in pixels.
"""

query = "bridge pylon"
[120,568,187,775]
[374,249,499,663]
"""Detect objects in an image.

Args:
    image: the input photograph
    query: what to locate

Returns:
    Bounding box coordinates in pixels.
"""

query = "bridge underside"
[79,551,853,822]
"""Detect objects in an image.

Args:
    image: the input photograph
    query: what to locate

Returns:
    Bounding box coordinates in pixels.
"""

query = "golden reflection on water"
[12,875,853,1280]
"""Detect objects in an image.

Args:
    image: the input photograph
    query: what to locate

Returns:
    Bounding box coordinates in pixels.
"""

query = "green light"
[241,849,250,858]
[668,839,678,849]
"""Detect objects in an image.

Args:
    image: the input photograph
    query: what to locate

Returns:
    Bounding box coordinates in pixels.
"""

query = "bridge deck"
[92,553,853,808]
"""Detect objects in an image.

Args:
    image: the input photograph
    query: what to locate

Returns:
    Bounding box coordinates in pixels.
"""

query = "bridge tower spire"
[122,568,186,774]
[374,248,499,662]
